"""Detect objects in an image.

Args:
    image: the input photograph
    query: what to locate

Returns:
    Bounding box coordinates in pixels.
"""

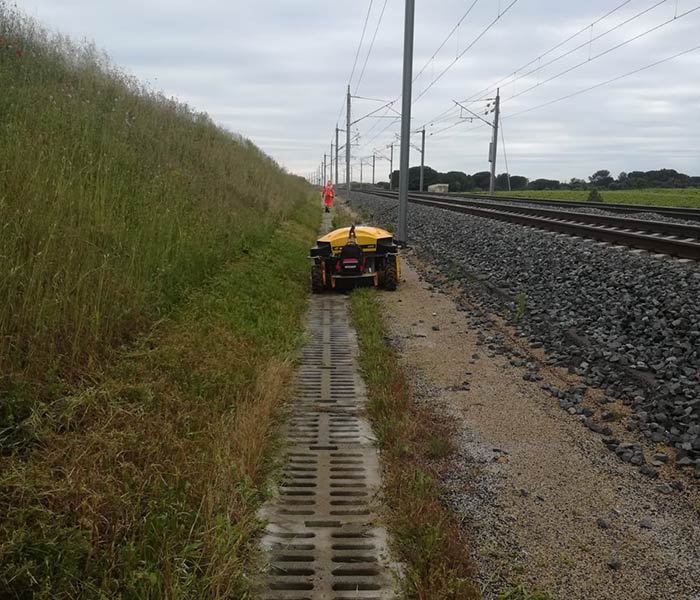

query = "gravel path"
[350,191,700,479]
[379,257,700,600]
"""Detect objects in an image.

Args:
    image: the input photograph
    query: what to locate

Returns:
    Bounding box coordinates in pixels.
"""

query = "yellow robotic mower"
[309,224,400,293]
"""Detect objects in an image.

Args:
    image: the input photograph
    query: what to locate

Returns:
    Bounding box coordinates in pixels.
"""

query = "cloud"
[17,0,700,180]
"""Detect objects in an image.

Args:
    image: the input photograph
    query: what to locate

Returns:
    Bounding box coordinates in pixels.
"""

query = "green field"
[488,188,700,208]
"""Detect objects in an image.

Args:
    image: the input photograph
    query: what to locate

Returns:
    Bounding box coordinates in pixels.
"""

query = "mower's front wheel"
[311,264,324,294]
[384,260,398,291]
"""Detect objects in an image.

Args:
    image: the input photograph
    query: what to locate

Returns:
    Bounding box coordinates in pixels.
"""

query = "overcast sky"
[18,0,700,181]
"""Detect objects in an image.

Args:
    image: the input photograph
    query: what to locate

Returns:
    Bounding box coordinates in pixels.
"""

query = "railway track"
[365,189,700,260]
[445,190,700,222]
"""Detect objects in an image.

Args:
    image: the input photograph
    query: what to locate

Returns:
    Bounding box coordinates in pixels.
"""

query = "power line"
[389,35,700,176]
[362,0,518,149]
[422,0,691,130]
[420,0,645,129]
[430,119,487,137]
[369,0,516,138]
[505,3,700,103]
[506,41,700,119]
[464,0,638,104]
[355,0,389,94]
[358,115,402,151]
[412,0,522,105]
[412,0,482,83]
[502,0,673,99]
[348,0,375,89]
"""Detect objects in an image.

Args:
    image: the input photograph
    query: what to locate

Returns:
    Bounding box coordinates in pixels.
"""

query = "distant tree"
[589,169,614,188]
[390,170,399,189]
[439,170,474,192]
[509,175,529,190]
[376,181,390,190]
[494,173,528,191]
[495,173,510,191]
[528,178,561,190]
[614,171,630,190]
[390,167,700,193]
[648,168,689,188]
[472,171,491,190]
[406,165,439,190]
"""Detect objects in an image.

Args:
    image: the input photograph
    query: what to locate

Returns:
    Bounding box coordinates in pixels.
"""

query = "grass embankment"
[486,188,700,207]
[0,3,308,387]
[1,5,320,597]
[350,289,481,600]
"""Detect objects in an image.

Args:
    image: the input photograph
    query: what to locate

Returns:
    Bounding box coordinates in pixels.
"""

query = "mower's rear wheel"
[311,264,324,294]
[384,260,398,291]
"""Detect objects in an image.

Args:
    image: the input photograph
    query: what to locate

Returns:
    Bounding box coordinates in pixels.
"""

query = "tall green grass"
[0,4,323,597]
[0,205,320,599]
[350,289,481,600]
[0,2,307,387]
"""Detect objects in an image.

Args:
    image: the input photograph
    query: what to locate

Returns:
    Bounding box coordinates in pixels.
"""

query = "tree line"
[382,167,700,192]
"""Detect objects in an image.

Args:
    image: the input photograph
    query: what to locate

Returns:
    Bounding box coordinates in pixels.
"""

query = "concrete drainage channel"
[259,293,397,599]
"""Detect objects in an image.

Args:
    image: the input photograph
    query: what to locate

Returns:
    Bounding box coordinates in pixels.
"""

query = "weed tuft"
[350,288,481,600]
[498,583,554,600]
[425,434,455,460]
[587,189,604,202]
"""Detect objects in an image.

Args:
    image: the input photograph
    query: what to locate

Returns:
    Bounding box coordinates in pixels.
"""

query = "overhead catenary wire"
[333,1,698,185]
[412,0,522,105]
[419,0,646,130]
[332,1,374,137]
[430,119,488,138]
[504,3,700,103]
[429,38,700,171]
[485,0,672,101]
[421,0,695,135]
[463,0,638,105]
[358,0,520,153]
[355,0,389,94]
[411,0,482,84]
[352,101,401,126]
[506,41,700,119]
[348,0,375,90]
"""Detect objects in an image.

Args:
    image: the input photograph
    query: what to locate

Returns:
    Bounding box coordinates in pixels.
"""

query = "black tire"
[311,264,324,294]
[384,260,398,291]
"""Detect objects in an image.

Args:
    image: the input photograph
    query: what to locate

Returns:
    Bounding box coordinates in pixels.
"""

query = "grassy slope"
[350,289,481,600]
[490,188,700,208]
[0,5,321,597]
[1,204,319,598]
[0,4,307,387]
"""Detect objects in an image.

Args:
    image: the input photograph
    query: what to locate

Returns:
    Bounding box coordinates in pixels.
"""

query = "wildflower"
[15,48,22,57]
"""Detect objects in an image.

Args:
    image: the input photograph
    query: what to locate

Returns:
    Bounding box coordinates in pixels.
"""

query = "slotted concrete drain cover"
[260,295,396,599]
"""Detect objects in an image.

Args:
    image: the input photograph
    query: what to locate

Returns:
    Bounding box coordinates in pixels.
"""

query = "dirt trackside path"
[379,255,700,600]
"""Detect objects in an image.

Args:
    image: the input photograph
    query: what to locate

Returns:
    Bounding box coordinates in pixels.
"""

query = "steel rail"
[451,191,700,222]
[369,187,700,221]
[371,189,700,239]
[366,190,700,260]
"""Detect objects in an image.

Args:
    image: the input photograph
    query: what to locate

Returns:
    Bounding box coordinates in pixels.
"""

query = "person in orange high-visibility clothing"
[322,180,334,213]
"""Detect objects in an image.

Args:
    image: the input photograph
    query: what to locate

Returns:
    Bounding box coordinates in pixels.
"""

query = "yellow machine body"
[309,225,400,292]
